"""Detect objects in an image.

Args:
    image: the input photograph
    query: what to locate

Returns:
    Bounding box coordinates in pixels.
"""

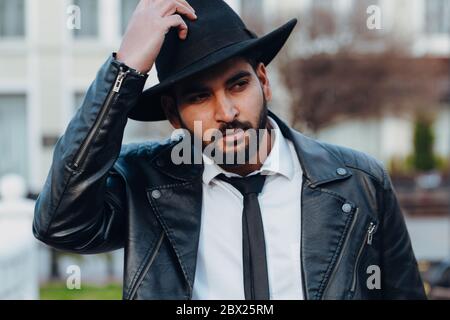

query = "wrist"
[113,52,149,77]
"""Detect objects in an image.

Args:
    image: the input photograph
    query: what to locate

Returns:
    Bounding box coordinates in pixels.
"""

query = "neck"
[219,122,274,177]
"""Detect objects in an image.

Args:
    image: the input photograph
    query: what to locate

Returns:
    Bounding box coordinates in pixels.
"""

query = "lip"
[222,129,245,144]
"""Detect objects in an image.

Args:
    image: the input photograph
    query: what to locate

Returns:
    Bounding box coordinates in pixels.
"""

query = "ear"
[255,63,272,102]
[161,95,182,129]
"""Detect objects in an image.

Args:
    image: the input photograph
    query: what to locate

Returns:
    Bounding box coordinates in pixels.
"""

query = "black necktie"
[217,173,270,300]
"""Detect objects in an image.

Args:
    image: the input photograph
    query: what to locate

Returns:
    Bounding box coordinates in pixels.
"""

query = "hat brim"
[128,18,298,122]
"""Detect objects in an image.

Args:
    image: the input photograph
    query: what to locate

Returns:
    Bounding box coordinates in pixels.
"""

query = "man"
[33,0,426,300]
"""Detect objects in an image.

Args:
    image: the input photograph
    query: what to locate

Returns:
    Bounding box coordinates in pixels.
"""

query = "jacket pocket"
[127,230,165,300]
[321,205,359,299]
[350,221,378,294]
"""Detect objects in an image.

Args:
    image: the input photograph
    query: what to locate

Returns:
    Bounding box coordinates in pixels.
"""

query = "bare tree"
[280,53,447,133]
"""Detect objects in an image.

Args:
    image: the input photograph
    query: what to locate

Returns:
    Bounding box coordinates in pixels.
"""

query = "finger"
[165,14,189,40]
[176,0,196,13]
[155,0,195,14]
[170,1,197,20]
[160,0,197,20]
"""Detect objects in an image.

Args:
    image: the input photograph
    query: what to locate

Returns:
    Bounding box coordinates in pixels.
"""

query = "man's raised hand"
[117,0,197,73]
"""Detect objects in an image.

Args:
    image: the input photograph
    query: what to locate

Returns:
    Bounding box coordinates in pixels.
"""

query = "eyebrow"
[179,70,252,97]
[225,70,252,86]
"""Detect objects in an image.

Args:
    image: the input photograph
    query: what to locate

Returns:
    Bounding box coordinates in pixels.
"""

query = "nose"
[214,94,239,123]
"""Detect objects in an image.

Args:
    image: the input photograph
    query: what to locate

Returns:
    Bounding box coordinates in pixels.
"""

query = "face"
[161,56,273,165]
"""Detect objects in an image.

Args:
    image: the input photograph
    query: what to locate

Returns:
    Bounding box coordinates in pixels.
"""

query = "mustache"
[217,120,253,135]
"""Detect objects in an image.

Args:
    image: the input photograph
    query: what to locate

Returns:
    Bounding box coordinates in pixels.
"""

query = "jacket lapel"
[146,141,204,297]
[270,112,357,300]
[299,181,358,299]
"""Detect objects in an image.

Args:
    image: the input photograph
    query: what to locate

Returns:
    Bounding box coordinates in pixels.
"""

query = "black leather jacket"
[33,55,426,300]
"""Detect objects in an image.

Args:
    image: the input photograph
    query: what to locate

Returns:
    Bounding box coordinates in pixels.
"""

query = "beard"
[214,98,269,168]
[178,95,269,167]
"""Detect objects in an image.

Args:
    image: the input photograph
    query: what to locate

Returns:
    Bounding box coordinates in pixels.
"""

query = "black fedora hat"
[128,0,297,122]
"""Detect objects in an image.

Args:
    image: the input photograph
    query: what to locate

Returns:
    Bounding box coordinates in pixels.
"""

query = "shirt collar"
[202,116,295,185]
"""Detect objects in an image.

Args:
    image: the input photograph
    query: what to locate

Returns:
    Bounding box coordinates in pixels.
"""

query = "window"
[349,0,380,39]
[121,0,140,35]
[0,0,25,37]
[72,0,99,38]
[425,0,450,34]
[0,95,28,181]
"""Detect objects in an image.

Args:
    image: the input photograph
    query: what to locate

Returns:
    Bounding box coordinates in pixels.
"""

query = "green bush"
[388,115,450,176]
[411,116,437,172]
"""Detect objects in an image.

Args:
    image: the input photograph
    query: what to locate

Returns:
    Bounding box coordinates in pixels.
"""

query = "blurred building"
[313,0,450,165]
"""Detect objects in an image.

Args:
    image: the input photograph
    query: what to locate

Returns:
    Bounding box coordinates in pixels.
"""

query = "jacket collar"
[268,111,352,186]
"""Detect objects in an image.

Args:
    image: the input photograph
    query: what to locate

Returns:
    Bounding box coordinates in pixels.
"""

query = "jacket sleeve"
[33,54,148,254]
[380,168,427,299]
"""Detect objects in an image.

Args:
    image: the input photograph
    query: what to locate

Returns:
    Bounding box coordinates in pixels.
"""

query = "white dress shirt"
[192,117,304,300]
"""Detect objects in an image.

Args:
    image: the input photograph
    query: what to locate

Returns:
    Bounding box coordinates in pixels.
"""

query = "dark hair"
[241,52,262,72]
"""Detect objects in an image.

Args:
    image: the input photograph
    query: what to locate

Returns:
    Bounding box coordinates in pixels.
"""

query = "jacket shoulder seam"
[344,164,385,189]
[323,142,386,188]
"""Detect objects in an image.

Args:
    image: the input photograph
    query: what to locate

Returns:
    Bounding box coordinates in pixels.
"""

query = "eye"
[187,93,210,104]
[231,80,249,91]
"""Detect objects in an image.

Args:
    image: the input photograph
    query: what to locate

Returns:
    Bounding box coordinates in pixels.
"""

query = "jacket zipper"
[128,230,165,300]
[300,177,308,299]
[320,207,359,299]
[350,221,377,292]
[70,67,129,171]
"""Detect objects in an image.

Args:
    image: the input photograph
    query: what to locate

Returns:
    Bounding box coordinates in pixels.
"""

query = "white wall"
[316,108,450,165]
[317,116,415,164]
[434,106,450,157]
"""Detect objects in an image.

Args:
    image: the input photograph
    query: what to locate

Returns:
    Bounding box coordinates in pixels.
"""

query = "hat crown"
[156,0,257,82]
